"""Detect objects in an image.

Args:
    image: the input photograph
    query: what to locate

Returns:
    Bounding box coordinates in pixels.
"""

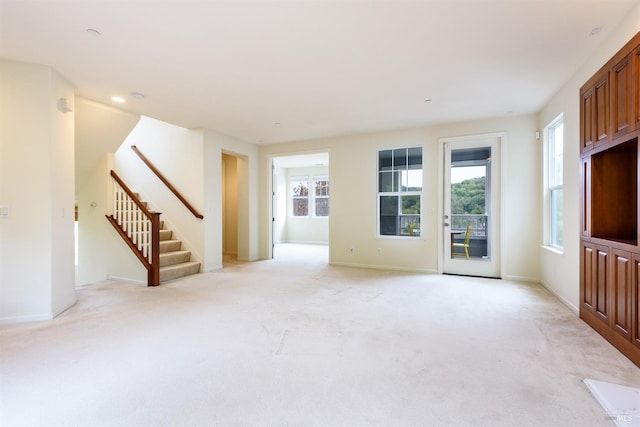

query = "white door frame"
[437,132,505,277]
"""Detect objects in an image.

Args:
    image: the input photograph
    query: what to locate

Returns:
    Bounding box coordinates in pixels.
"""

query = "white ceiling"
[1,0,638,145]
[273,152,329,169]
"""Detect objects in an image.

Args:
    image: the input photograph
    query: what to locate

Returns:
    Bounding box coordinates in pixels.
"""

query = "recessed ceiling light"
[86,29,101,37]
[130,92,145,100]
[424,99,433,103]
[111,96,125,103]
[590,27,602,36]
[275,122,281,126]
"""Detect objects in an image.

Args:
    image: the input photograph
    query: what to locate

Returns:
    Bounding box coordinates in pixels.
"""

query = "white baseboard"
[330,261,438,274]
[539,279,579,315]
[502,274,539,283]
[52,298,77,318]
[0,313,54,324]
[0,297,78,324]
[106,275,147,286]
[281,240,329,245]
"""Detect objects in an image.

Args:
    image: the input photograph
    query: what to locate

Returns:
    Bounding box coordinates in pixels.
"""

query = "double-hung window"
[291,177,309,216]
[378,147,422,237]
[314,177,329,217]
[291,176,329,217]
[546,115,564,249]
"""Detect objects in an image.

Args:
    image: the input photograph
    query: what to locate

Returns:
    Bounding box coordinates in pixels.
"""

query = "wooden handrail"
[110,170,155,218]
[107,170,161,286]
[131,145,204,219]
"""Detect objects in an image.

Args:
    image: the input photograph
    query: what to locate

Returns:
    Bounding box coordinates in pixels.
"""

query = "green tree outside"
[452,176,485,215]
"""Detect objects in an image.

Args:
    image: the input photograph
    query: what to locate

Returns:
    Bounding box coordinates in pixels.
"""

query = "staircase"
[107,170,201,286]
[158,222,200,282]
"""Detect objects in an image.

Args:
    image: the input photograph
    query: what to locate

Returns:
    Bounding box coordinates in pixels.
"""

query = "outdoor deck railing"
[451,214,487,237]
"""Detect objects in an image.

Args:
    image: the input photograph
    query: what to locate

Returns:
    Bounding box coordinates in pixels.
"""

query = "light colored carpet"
[1,243,639,427]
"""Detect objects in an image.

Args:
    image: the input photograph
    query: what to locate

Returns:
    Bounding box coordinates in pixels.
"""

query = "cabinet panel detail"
[612,249,632,339]
[612,54,632,139]
[581,242,595,312]
[633,255,640,349]
[581,87,595,151]
[581,157,590,236]
[595,75,610,145]
[635,47,640,129]
[596,245,609,322]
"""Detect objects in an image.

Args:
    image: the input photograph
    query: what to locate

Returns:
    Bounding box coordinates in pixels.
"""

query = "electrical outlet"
[377,248,382,254]
[0,206,9,218]
[349,247,354,253]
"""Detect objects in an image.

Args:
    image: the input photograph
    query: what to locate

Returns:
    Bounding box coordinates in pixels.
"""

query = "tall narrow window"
[291,177,309,216]
[378,147,422,237]
[314,177,329,217]
[547,116,564,249]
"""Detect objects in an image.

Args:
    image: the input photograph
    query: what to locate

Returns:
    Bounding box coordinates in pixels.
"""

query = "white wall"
[114,116,206,277]
[539,3,640,312]
[75,99,140,285]
[274,166,287,243]
[432,115,540,281]
[259,113,539,278]
[203,129,260,268]
[0,60,76,322]
[77,153,148,285]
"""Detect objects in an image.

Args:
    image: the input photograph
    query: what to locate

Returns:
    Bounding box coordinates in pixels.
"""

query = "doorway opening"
[271,152,329,263]
[222,153,239,265]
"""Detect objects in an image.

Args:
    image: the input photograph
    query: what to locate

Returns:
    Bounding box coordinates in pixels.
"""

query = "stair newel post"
[149,212,161,287]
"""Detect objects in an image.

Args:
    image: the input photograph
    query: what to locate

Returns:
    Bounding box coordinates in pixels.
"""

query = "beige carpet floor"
[1,244,639,427]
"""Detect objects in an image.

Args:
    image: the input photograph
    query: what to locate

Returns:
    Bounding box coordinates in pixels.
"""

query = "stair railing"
[130,145,204,219]
[106,170,161,286]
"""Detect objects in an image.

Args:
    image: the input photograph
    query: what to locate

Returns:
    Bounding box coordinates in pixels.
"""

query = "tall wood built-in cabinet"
[580,31,640,367]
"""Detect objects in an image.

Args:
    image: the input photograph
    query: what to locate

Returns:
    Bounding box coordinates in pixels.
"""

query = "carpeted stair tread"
[159,229,173,241]
[160,261,200,282]
[159,250,192,267]
[159,239,182,253]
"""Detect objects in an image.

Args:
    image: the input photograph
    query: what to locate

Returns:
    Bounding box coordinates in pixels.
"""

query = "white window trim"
[312,175,329,218]
[377,146,423,238]
[290,176,310,217]
[543,114,564,251]
[290,175,330,219]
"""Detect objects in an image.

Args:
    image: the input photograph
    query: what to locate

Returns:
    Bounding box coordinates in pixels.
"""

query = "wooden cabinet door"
[612,53,633,139]
[595,244,610,324]
[581,241,596,314]
[633,254,640,350]
[580,241,610,324]
[580,157,590,237]
[612,249,632,339]
[595,73,610,146]
[634,46,640,130]
[581,86,595,152]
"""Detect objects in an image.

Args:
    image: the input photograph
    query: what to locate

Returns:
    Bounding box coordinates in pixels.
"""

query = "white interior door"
[442,136,501,278]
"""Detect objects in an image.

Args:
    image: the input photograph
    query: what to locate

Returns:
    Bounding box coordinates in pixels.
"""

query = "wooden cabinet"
[580,31,640,367]
[581,71,611,152]
[581,86,595,151]
[635,46,640,130]
[633,254,640,350]
[612,249,632,340]
[612,53,633,140]
[580,241,609,323]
